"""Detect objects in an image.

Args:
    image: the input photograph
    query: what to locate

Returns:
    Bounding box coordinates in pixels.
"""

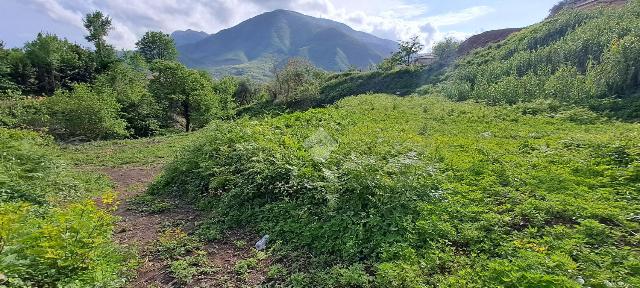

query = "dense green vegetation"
[0,128,132,286]
[436,1,640,121]
[0,12,236,141]
[2,1,640,287]
[151,94,640,287]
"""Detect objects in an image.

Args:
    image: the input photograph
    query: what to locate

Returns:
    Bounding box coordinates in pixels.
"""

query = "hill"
[174,10,397,80]
[171,29,209,47]
[550,0,628,16]
[147,2,640,286]
[437,0,640,120]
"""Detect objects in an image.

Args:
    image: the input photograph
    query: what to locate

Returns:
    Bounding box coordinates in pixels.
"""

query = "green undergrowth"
[0,128,133,287]
[60,132,194,167]
[151,94,640,287]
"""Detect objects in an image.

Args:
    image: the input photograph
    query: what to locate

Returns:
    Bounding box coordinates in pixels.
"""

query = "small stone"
[576,276,585,285]
[603,280,613,287]
[255,235,270,251]
[480,131,493,138]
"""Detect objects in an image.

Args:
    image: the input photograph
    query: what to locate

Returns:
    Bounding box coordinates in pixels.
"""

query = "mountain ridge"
[172,9,397,80]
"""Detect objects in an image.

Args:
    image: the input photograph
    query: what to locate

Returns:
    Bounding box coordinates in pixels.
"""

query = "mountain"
[173,10,397,81]
[171,29,210,47]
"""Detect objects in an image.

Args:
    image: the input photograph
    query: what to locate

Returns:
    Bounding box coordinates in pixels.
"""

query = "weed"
[234,258,258,275]
[128,193,174,214]
[169,251,214,284]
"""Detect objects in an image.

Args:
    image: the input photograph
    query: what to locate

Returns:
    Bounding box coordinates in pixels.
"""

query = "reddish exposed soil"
[96,166,267,287]
[457,28,522,56]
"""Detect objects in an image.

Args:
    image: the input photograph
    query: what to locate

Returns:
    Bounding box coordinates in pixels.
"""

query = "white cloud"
[24,0,495,50]
[29,0,84,28]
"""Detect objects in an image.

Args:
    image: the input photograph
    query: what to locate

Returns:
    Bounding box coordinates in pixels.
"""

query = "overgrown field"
[151,94,640,287]
[0,128,133,286]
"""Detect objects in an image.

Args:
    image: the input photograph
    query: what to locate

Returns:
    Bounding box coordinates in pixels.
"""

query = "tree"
[94,62,161,137]
[149,61,219,132]
[233,77,260,105]
[432,37,462,65]
[24,33,95,95]
[398,36,424,66]
[268,57,326,103]
[213,76,238,118]
[83,11,116,71]
[0,41,21,96]
[135,32,178,63]
[377,36,424,71]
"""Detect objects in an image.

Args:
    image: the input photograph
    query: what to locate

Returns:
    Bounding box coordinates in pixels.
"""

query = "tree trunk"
[183,100,190,132]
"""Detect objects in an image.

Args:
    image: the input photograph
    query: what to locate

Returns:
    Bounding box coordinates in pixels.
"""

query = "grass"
[60,132,194,167]
[151,94,640,287]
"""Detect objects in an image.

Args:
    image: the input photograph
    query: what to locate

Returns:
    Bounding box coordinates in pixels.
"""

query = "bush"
[151,95,640,287]
[45,84,128,141]
[0,128,131,287]
[0,97,48,130]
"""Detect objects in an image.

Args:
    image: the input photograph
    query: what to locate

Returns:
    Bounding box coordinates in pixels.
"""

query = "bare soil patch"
[96,166,266,287]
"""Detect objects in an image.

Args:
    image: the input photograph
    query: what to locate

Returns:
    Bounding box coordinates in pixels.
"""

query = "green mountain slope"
[174,10,397,78]
[437,1,640,120]
[171,29,209,47]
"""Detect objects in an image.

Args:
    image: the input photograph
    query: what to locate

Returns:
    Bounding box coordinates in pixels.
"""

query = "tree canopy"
[136,31,178,63]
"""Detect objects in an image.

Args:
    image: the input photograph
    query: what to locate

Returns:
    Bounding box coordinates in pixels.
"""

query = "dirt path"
[98,166,269,287]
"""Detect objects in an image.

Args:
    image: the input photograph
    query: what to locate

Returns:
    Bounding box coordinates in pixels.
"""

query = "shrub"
[45,84,128,140]
[0,128,130,287]
[0,97,48,130]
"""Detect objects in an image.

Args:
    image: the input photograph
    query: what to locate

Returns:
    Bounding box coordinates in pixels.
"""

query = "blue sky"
[0,0,560,50]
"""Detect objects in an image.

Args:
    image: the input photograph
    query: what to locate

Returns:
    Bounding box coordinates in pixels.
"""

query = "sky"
[0,0,560,51]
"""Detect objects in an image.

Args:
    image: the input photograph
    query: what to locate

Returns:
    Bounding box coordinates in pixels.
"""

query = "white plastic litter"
[255,235,270,251]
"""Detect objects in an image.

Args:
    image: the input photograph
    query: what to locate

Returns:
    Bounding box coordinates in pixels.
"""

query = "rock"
[576,276,585,285]
[480,131,493,138]
[255,235,270,251]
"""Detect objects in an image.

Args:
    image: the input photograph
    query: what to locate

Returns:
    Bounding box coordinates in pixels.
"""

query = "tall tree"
[377,36,425,70]
[24,33,94,95]
[83,11,116,71]
[135,32,178,63]
[149,61,219,132]
[0,41,20,96]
